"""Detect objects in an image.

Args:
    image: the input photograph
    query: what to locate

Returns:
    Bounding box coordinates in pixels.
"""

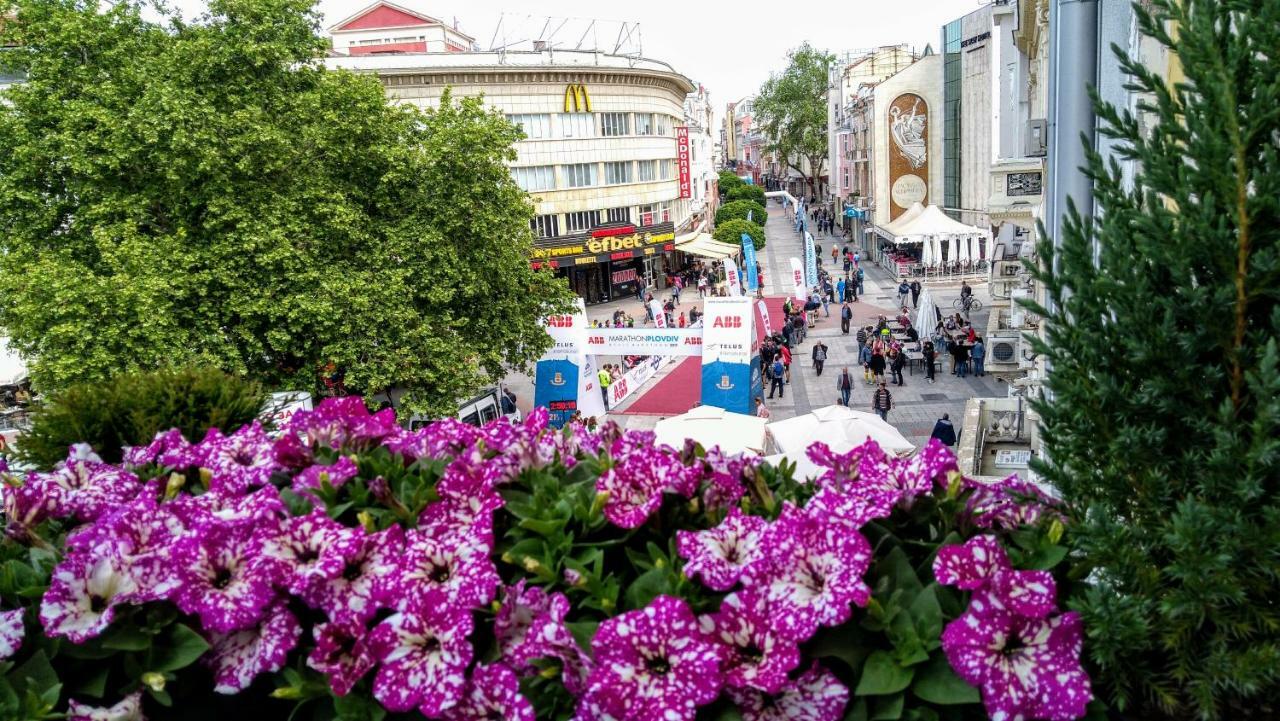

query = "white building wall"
[959,7,994,229]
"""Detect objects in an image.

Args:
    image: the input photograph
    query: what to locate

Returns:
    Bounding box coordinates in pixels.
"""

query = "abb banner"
[790,257,806,301]
[676,126,691,199]
[606,355,674,409]
[585,329,704,356]
[700,296,761,415]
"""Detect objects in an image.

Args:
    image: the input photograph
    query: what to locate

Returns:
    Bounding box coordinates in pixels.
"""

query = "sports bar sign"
[676,126,692,199]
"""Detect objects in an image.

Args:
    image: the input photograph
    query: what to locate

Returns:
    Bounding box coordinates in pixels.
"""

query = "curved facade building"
[325,50,698,304]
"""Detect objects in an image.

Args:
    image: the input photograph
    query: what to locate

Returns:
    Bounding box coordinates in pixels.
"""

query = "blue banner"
[700,360,755,415]
[740,233,759,291]
[533,358,580,428]
[803,231,818,288]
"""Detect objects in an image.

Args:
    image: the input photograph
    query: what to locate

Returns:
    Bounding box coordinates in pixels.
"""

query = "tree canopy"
[0,0,573,416]
[753,43,833,196]
[712,219,763,250]
[1026,0,1280,717]
[717,170,744,193]
[726,183,766,205]
[715,200,767,228]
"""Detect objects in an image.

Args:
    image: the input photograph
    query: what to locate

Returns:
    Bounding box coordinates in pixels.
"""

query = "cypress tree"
[1026,0,1279,718]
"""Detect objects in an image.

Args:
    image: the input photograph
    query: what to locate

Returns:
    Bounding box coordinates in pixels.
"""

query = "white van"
[406,385,521,431]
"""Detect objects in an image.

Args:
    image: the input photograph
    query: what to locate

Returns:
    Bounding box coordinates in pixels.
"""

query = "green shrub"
[713,219,764,250]
[17,367,268,468]
[717,170,744,193]
[715,199,767,227]
[726,183,766,205]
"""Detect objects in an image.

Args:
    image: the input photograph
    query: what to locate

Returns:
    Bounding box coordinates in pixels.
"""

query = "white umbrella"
[920,234,934,266]
[654,405,769,456]
[946,235,956,264]
[764,438,858,482]
[958,233,971,264]
[767,404,915,458]
[932,234,944,267]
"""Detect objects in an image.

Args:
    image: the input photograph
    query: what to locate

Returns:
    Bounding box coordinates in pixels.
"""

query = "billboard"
[888,93,930,220]
[584,329,704,356]
[676,126,692,199]
[700,297,759,415]
[803,231,818,288]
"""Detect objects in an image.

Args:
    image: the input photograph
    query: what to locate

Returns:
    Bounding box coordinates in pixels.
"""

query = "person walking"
[922,340,937,383]
[954,341,971,378]
[697,273,708,297]
[856,266,865,297]
[755,396,771,419]
[831,246,838,265]
[871,381,893,422]
[889,349,906,387]
[672,276,683,305]
[909,279,922,309]
[768,357,786,399]
[972,337,986,377]
[812,341,828,376]
[869,349,887,385]
[930,413,957,446]
[840,302,852,334]
[837,367,853,407]
[897,279,911,309]
[837,278,846,306]
[780,343,793,383]
[860,342,874,384]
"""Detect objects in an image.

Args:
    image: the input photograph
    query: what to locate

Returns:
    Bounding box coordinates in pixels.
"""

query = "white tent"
[882,202,926,237]
[654,405,770,456]
[0,339,28,387]
[888,205,992,267]
[767,404,915,458]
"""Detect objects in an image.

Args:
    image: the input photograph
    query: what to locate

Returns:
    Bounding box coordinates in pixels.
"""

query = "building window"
[565,210,601,233]
[560,113,594,138]
[531,214,560,239]
[563,163,597,188]
[635,113,654,136]
[659,201,672,223]
[604,161,633,185]
[600,112,630,137]
[637,160,657,182]
[659,159,674,179]
[638,204,656,226]
[508,114,552,140]
[511,166,556,192]
[606,207,631,224]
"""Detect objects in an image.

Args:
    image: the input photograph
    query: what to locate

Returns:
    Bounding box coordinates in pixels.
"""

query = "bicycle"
[953,296,983,314]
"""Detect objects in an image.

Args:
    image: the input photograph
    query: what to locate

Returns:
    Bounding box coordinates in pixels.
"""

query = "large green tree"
[1026,0,1279,717]
[754,43,833,197]
[0,0,572,415]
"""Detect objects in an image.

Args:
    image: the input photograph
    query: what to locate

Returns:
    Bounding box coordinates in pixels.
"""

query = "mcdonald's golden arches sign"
[564,84,591,113]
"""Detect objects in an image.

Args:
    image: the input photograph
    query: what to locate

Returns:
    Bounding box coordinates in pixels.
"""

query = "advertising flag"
[740,234,759,292]
[650,299,668,328]
[803,231,818,288]
[756,299,772,335]
[723,257,742,297]
[789,257,806,301]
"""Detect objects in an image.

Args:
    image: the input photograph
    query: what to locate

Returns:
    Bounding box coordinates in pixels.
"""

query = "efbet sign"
[584,231,674,255]
[564,84,592,113]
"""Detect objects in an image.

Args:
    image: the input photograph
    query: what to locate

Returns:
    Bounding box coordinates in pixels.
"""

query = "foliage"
[718,170,745,193]
[1023,0,1280,718]
[754,43,834,196]
[0,0,574,416]
[0,397,1094,720]
[726,183,766,205]
[715,200,767,228]
[713,219,764,251]
[16,367,266,469]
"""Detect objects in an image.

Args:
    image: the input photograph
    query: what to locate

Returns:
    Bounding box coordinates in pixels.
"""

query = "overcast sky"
[172,0,983,125]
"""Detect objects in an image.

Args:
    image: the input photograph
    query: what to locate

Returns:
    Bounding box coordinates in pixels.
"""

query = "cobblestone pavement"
[505,203,1002,450]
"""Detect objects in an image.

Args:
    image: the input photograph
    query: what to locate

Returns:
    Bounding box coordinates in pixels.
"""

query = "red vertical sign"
[676,126,691,199]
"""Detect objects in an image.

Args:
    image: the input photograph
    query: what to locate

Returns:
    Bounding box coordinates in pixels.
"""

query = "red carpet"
[615,357,702,416]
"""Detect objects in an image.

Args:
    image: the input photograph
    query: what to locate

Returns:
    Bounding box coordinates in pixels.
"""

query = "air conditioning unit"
[1026,119,1048,157]
[988,332,1021,365]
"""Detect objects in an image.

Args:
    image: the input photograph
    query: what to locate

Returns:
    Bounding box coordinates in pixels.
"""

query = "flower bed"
[0,398,1092,720]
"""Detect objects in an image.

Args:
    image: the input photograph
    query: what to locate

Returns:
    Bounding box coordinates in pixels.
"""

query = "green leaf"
[622,567,670,611]
[843,698,868,721]
[1023,544,1069,571]
[102,626,152,651]
[870,692,904,720]
[150,623,210,672]
[70,664,110,698]
[9,650,58,700]
[911,654,980,705]
[809,621,871,673]
[333,693,388,721]
[854,650,915,696]
[907,584,943,649]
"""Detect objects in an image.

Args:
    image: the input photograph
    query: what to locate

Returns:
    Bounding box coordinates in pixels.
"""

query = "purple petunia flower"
[367,608,474,716]
[436,446,509,501]
[494,581,573,671]
[286,397,399,451]
[747,504,873,642]
[441,663,535,721]
[205,600,302,694]
[171,522,283,633]
[966,474,1063,530]
[394,527,499,615]
[806,482,898,530]
[677,508,768,592]
[67,691,145,721]
[307,619,376,697]
[30,450,141,523]
[699,448,756,511]
[383,417,481,461]
[698,591,801,694]
[300,525,402,625]
[726,663,850,721]
[261,511,363,596]
[942,608,1091,721]
[123,428,190,469]
[2,473,63,540]
[933,535,1057,619]
[418,493,503,548]
[0,609,24,660]
[192,422,282,496]
[40,554,142,643]
[577,595,724,721]
[595,434,695,529]
[291,456,359,496]
[856,438,958,506]
[806,440,882,487]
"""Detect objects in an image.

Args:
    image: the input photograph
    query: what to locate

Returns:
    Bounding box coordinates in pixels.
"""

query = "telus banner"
[700,296,761,415]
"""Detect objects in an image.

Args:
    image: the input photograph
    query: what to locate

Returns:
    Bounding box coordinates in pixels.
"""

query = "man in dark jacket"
[812,341,828,376]
[768,357,786,398]
[840,303,853,334]
[930,414,957,446]
[909,280,922,308]
[871,381,893,421]
[855,326,868,354]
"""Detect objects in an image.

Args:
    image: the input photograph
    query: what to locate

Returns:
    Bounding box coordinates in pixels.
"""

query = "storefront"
[531,222,676,305]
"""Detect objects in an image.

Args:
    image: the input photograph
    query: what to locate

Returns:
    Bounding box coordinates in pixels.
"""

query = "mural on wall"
[888,93,929,219]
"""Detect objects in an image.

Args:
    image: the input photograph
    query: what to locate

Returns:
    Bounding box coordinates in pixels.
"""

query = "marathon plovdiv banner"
[789,257,806,300]
[740,233,759,292]
[700,296,762,415]
[584,328,703,356]
[803,231,818,288]
[534,298,605,427]
[723,257,742,296]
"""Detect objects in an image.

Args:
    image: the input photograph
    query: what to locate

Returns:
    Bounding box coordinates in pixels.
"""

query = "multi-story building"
[869,53,944,231]
[721,102,738,171]
[326,47,696,305]
[941,5,995,230]
[328,1,475,56]
[683,84,719,223]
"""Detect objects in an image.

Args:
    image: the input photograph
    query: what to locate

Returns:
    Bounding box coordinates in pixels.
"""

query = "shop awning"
[675,233,739,260]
